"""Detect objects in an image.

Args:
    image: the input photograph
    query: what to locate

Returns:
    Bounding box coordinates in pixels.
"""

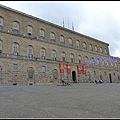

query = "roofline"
[0,4,109,46]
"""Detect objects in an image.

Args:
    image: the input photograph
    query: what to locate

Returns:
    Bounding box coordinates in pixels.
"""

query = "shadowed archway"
[72,71,76,83]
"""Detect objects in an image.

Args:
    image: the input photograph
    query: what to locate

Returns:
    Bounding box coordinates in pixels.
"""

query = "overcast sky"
[0,1,120,58]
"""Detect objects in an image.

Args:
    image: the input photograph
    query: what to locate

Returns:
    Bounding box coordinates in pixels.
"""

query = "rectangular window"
[42,66,46,73]
[13,64,18,71]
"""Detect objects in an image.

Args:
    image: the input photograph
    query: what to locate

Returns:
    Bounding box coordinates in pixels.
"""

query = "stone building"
[0,4,120,85]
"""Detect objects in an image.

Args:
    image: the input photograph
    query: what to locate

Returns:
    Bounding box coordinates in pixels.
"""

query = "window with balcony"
[62,52,66,62]
[70,53,74,63]
[13,42,19,56]
[89,44,93,51]
[27,25,32,35]
[68,38,73,47]
[78,55,81,64]
[104,48,107,55]
[100,47,103,54]
[28,45,33,58]
[0,17,3,30]
[83,42,87,50]
[41,48,45,60]
[52,50,56,61]
[50,32,55,42]
[95,45,98,53]
[13,21,19,34]
[85,56,88,64]
[60,35,65,44]
[40,29,44,40]
[76,40,79,48]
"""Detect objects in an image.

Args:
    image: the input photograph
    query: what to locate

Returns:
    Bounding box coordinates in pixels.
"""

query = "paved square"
[0,83,120,118]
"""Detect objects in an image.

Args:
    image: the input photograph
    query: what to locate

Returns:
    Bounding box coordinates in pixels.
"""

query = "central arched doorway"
[109,73,112,83]
[72,71,76,83]
[27,67,34,84]
[53,69,58,83]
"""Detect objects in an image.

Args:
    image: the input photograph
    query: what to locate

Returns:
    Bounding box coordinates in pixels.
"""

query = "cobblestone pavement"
[0,83,120,118]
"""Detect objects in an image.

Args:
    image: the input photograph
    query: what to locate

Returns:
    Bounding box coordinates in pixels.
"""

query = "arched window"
[111,62,113,67]
[102,60,104,66]
[85,56,88,64]
[13,21,19,33]
[68,38,73,47]
[0,40,2,53]
[107,61,109,66]
[115,63,117,67]
[95,45,98,53]
[13,42,19,56]
[41,48,45,60]
[62,52,66,62]
[104,48,107,54]
[91,57,94,65]
[28,45,33,58]
[87,71,91,81]
[94,71,96,75]
[0,17,3,30]
[78,55,81,64]
[27,25,32,35]
[70,53,74,63]
[50,32,55,42]
[76,40,79,48]
[100,47,103,54]
[40,29,44,40]
[89,44,93,51]
[52,50,56,61]
[83,42,87,50]
[60,35,64,44]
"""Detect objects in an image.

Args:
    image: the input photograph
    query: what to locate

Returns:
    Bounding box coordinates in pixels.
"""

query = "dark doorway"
[109,73,112,83]
[72,71,76,83]
[27,67,34,83]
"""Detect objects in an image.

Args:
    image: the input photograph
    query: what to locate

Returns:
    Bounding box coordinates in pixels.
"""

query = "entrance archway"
[109,73,112,83]
[27,67,34,83]
[53,69,58,80]
[72,71,76,83]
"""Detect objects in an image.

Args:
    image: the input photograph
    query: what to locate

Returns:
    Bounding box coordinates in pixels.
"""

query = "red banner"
[82,66,86,74]
[66,64,71,74]
[77,65,81,74]
[59,62,64,73]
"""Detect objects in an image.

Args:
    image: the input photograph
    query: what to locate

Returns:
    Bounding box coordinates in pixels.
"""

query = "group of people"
[95,79,104,84]
[57,80,70,86]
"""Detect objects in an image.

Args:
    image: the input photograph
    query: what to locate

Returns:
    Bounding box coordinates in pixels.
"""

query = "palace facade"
[0,4,120,85]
